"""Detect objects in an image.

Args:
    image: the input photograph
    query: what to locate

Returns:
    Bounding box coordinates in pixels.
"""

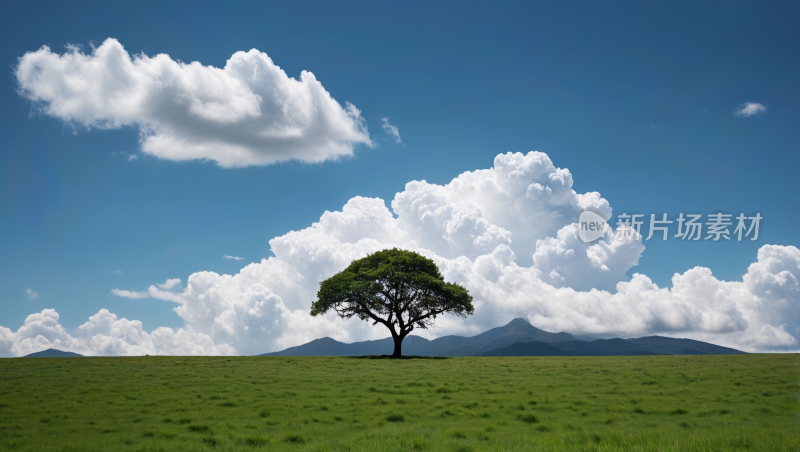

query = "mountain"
[260,318,746,357]
[421,318,577,356]
[260,318,578,357]
[482,336,746,356]
[624,336,746,355]
[22,349,83,358]
[477,341,579,356]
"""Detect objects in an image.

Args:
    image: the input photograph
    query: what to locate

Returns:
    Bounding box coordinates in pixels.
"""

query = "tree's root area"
[345,355,450,359]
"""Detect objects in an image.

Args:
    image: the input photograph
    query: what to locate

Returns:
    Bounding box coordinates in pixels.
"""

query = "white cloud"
[532,223,644,292]
[157,278,181,290]
[0,308,233,357]
[112,278,181,299]
[110,289,149,299]
[380,117,402,144]
[15,38,372,168]
[2,151,797,356]
[26,289,38,300]
[390,152,610,265]
[223,255,244,261]
[734,102,767,117]
[112,152,137,161]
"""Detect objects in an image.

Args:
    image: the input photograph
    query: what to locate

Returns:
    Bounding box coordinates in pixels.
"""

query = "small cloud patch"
[157,278,181,290]
[111,289,149,299]
[381,117,402,144]
[734,102,767,117]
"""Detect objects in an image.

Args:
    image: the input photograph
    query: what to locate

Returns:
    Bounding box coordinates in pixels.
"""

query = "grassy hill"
[0,354,795,451]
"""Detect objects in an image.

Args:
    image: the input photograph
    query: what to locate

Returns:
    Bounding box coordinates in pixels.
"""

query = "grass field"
[0,354,797,451]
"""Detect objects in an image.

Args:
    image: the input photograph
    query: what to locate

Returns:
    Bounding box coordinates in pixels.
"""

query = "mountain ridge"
[21,348,84,358]
[259,318,746,357]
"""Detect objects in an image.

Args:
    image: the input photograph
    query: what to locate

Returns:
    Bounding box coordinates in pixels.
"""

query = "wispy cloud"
[112,152,138,162]
[223,255,244,261]
[26,289,39,300]
[157,278,181,290]
[112,278,182,300]
[734,102,767,117]
[111,289,149,299]
[380,117,402,144]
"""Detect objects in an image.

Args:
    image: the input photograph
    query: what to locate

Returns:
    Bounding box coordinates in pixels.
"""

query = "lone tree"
[311,248,474,358]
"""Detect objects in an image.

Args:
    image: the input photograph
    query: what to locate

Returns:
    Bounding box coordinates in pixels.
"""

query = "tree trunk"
[391,334,403,358]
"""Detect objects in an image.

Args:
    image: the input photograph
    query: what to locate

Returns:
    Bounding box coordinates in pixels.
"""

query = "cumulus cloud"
[381,117,402,144]
[15,38,372,167]
[734,102,767,117]
[532,223,644,292]
[0,308,233,357]
[26,289,39,300]
[390,152,611,265]
[1,151,797,357]
[223,255,244,261]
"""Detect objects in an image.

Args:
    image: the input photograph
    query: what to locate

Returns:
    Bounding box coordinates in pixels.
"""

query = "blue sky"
[1,1,798,355]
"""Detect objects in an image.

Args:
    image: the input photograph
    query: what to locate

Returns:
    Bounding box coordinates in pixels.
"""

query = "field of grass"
[0,354,797,451]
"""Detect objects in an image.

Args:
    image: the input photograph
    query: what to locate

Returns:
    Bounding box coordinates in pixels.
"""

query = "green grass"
[0,354,797,451]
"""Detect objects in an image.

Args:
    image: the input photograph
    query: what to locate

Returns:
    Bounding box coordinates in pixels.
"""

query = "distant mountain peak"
[506,318,533,327]
[22,348,83,358]
[500,318,556,336]
[258,317,744,357]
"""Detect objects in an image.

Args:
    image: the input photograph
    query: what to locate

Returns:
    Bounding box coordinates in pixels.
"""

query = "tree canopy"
[311,248,474,357]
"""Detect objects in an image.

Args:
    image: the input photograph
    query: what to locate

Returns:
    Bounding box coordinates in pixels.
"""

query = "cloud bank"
[15,38,372,167]
[734,102,767,117]
[1,152,797,357]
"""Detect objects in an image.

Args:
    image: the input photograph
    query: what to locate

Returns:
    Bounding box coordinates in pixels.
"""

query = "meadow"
[0,354,796,451]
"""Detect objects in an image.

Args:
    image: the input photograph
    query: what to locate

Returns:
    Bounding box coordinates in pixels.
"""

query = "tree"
[311,248,474,358]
